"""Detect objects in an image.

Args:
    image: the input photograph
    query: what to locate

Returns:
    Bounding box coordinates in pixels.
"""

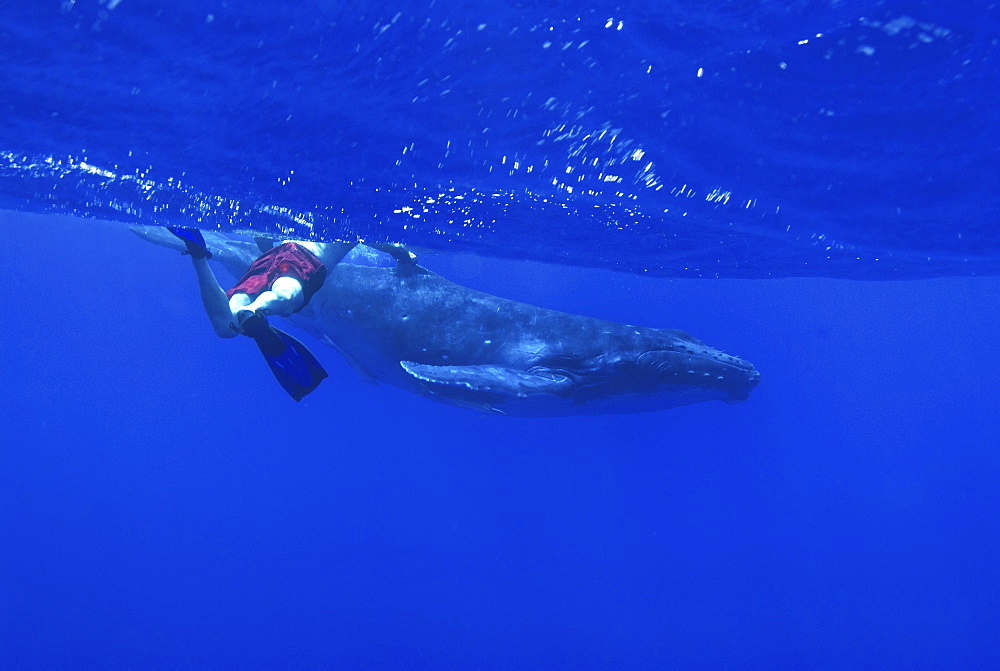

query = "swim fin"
[167,226,212,259]
[239,313,328,401]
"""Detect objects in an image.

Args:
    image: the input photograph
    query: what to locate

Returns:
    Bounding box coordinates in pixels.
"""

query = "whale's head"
[532,329,760,414]
[401,328,760,416]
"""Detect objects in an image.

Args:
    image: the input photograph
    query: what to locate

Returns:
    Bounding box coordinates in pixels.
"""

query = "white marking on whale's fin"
[399,361,572,398]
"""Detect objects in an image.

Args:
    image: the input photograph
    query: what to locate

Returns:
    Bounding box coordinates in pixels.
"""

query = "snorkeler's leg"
[241,276,305,318]
[235,241,362,324]
[238,241,361,320]
[229,293,252,314]
[189,256,240,338]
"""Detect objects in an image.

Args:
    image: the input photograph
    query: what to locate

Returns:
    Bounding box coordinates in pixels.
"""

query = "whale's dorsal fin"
[400,361,572,398]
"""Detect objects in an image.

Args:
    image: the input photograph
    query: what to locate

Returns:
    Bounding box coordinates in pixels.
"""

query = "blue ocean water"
[2,0,999,668]
[2,0,999,277]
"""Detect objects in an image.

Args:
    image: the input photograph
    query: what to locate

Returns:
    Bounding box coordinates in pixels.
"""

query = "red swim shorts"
[226,242,327,310]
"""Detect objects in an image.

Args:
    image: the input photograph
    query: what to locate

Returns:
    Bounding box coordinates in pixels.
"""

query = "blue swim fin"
[240,313,327,401]
[167,226,212,259]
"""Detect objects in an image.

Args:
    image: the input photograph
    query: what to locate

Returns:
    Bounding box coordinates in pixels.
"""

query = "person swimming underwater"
[168,228,352,401]
[168,227,416,401]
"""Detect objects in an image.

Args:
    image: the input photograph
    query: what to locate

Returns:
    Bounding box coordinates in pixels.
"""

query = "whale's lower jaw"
[396,354,759,416]
[413,381,754,417]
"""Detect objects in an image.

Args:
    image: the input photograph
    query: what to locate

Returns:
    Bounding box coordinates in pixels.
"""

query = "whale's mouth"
[636,348,760,401]
[535,346,760,405]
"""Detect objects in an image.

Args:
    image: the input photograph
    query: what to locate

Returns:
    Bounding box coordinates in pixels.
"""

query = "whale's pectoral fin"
[400,361,573,398]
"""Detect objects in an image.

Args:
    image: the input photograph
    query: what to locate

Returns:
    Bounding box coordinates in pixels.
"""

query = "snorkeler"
[167,227,419,401]
[168,227,350,401]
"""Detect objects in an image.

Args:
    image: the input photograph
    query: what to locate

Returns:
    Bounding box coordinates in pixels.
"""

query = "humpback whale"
[136,227,759,415]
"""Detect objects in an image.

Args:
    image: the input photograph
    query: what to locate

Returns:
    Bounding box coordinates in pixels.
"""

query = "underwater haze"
[2,0,1000,668]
